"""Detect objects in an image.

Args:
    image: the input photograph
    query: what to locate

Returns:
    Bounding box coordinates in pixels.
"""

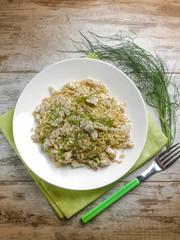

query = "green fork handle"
[81,178,140,223]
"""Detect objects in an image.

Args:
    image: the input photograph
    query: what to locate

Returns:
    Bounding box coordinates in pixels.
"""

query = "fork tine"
[159,143,179,158]
[160,145,180,162]
[163,150,180,165]
[165,154,180,168]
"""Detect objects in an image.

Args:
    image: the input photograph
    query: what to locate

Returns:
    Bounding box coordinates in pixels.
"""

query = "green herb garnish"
[40,138,45,144]
[58,148,64,159]
[101,116,114,127]
[67,32,180,148]
[76,92,96,104]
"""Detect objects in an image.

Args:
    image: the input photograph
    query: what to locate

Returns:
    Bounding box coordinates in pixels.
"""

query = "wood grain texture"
[0,0,180,72]
[0,0,180,239]
[0,182,180,240]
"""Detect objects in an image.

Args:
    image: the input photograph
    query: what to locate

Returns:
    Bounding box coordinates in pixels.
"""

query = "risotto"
[31,79,134,169]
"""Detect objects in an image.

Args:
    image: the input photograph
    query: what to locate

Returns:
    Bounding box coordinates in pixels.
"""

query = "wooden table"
[0,1,180,239]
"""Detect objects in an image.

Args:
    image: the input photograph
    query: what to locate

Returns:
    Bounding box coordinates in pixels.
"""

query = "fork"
[81,143,180,223]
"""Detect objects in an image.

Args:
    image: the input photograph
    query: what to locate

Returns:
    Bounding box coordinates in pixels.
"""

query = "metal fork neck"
[137,161,162,182]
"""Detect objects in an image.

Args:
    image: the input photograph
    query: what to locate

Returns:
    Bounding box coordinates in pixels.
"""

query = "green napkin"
[0,54,167,219]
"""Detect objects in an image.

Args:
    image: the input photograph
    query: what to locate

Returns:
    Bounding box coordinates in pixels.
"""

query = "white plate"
[13,58,148,190]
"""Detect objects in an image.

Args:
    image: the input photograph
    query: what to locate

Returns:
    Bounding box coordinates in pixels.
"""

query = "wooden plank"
[0,73,36,114]
[0,181,179,239]
[0,0,180,72]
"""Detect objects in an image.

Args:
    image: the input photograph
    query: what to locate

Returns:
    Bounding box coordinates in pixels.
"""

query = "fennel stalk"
[64,32,180,148]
